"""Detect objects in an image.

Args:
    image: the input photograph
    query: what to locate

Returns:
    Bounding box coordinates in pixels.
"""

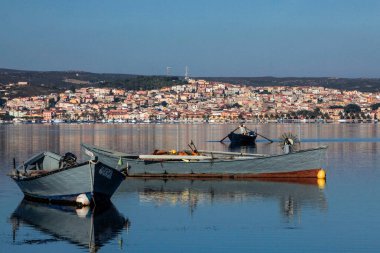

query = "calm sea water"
[0,123,380,253]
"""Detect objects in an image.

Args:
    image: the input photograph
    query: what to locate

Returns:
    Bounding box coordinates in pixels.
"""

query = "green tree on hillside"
[344,104,361,114]
[370,103,380,110]
[0,98,6,107]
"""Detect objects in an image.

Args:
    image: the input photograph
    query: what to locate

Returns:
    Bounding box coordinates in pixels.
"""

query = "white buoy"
[76,193,90,206]
[76,206,90,218]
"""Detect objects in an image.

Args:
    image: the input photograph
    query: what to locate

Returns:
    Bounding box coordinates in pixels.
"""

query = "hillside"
[1,68,380,99]
[0,68,185,98]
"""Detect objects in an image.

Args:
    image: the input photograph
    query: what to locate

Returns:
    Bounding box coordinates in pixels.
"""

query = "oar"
[220,126,240,142]
[256,133,274,143]
[245,127,274,143]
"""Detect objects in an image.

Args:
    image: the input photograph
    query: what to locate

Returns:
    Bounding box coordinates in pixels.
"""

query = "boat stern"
[92,162,126,202]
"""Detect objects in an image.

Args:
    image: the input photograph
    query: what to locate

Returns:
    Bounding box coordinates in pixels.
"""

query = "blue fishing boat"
[9,151,126,206]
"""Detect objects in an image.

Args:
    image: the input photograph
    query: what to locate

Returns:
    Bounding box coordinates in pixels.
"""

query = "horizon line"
[0,67,379,80]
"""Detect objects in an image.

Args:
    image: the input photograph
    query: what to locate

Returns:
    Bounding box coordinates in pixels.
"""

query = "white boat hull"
[82,144,327,178]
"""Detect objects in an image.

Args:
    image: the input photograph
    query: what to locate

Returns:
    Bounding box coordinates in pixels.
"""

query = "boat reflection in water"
[121,178,327,218]
[10,200,130,252]
[227,142,257,153]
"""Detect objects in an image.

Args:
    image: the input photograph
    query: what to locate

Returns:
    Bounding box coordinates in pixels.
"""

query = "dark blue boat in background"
[227,131,257,146]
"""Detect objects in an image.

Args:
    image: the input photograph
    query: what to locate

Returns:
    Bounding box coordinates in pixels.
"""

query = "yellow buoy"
[317,169,326,179]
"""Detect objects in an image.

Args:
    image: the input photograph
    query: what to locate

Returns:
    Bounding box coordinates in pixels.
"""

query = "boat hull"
[12,162,125,205]
[126,169,322,179]
[227,132,257,145]
[82,144,327,179]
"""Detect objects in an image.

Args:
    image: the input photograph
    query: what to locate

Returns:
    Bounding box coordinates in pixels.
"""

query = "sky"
[1,0,380,77]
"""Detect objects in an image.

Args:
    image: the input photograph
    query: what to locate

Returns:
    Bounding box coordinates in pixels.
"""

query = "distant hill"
[0,68,186,98]
[1,68,380,98]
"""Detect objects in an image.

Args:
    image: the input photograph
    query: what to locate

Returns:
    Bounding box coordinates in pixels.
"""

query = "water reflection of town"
[10,200,130,253]
[120,178,328,220]
[1,123,379,164]
[0,124,233,158]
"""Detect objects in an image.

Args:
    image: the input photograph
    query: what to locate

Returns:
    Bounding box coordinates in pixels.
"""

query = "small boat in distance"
[227,131,257,145]
[9,151,127,206]
[221,124,258,145]
[81,143,327,179]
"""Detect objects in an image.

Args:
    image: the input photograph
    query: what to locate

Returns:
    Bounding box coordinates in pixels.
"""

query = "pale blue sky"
[1,0,380,77]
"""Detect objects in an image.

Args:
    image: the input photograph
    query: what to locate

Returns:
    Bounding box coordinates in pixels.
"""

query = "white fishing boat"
[81,143,327,179]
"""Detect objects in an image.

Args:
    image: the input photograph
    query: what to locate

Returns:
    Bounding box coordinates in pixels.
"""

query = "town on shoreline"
[1,78,380,124]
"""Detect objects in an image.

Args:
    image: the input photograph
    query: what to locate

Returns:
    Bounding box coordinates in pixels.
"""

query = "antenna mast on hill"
[185,66,190,80]
[166,66,172,76]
